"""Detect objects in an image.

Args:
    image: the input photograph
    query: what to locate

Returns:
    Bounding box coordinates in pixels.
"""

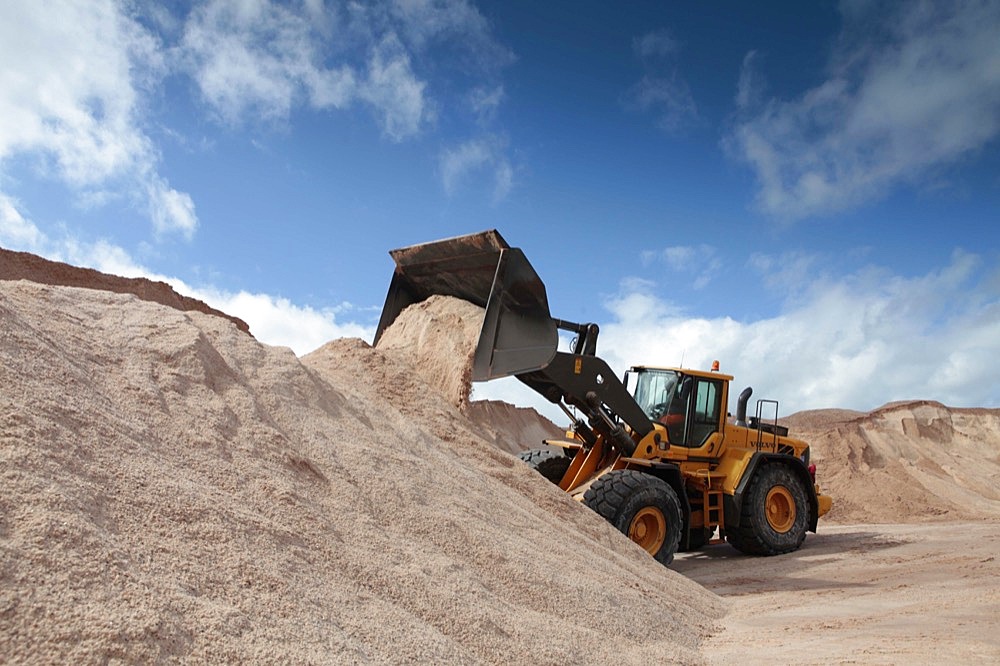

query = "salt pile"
[0,279,722,664]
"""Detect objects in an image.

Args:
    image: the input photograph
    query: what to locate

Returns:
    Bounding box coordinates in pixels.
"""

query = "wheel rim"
[765,485,796,533]
[628,507,666,555]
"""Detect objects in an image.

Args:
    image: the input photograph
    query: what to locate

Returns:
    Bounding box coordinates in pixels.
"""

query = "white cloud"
[0,1,151,182]
[181,0,358,123]
[441,141,489,192]
[468,85,504,124]
[193,289,374,355]
[180,0,508,140]
[493,160,514,202]
[359,34,429,140]
[729,0,1000,219]
[0,0,196,239]
[735,50,764,110]
[390,0,485,45]
[440,137,513,201]
[625,76,699,132]
[626,27,697,132]
[633,29,680,59]
[642,244,721,290]
[147,177,198,239]
[0,194,45,251]
[1,0,514,245]
[388,0,514,70]
[596,249,1000,414]
[746,250,823,300]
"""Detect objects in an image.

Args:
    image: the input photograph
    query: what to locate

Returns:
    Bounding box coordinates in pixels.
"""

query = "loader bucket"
[374,229,558,381]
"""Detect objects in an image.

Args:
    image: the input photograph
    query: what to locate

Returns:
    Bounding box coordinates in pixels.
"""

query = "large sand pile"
[0,280,722,664]
[785,402,1000,523]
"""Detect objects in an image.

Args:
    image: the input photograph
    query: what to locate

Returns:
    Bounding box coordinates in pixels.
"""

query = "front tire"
[583,470,683,565]
[518,447,571,485]
[726,464,809,556]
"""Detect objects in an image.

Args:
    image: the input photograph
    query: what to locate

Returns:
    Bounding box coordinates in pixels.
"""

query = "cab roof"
[629,365,734,382]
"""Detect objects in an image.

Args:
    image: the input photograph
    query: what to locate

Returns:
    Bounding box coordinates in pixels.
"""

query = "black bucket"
[375,230,559,381]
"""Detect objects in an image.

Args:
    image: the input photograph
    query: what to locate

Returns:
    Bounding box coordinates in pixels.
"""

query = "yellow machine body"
[548,364,832,553]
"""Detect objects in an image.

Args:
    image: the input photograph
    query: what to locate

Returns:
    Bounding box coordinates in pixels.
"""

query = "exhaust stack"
[736,386,753,427]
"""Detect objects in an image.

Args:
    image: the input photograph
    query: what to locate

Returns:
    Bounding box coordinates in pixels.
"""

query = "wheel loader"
[375,229,832,565]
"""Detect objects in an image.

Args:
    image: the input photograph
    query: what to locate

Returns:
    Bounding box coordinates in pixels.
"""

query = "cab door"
[679,377,725,455]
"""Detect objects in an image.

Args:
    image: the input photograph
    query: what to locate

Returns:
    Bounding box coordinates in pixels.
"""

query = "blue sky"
[2,0,999,421]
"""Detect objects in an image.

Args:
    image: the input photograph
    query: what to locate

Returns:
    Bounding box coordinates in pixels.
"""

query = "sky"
[1,0,999,424]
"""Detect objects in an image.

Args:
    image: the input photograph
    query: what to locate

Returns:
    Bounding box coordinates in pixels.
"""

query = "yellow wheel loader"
[375,230,832,565]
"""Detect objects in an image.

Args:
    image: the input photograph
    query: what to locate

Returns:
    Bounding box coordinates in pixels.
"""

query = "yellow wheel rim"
[765,486,796,533]
[628,507,666,555]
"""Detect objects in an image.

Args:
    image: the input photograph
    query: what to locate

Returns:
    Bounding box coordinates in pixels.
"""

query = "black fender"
[723,453,819,533]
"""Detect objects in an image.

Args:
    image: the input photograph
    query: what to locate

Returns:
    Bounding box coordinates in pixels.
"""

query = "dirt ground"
[674,521,1000,664]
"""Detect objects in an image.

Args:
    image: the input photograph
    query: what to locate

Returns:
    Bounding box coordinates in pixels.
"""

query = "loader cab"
[628,366,729,448]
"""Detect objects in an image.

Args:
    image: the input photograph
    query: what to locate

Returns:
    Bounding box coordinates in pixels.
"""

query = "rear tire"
[518,448,571,485]
[726,464,809,556]
[583,470,682,565]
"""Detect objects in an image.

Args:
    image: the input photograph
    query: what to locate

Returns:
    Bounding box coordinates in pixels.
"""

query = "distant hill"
[784,401,1000,523]
[465,399,565,455]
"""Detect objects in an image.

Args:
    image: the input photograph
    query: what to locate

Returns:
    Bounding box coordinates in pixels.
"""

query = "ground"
[674,521,1000,665]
